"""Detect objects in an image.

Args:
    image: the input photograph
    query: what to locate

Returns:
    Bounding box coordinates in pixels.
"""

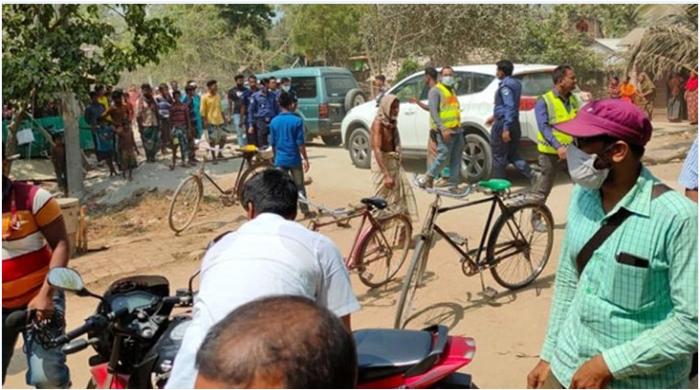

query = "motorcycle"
[6,267,197,389]
[9,265,477,388]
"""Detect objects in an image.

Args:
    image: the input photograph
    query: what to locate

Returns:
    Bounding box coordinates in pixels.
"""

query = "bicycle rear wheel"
[236,160,272,212]
[394,233,432,329]
[168,175,203,234]
[486,203,553,290]
[356,213,412,288]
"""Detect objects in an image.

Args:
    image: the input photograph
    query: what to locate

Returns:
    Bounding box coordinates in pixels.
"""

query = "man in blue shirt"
[269,92,311,217]
[241,75,259,144]
[247,78,279,148]
[486,60,533,181]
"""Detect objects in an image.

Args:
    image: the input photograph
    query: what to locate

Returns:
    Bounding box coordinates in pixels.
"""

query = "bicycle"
[299,194,413,289]
[395,178,553,329]
[168,144,272,234]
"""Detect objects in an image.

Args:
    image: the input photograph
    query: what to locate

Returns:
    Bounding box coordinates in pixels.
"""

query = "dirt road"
[3,143,689,389]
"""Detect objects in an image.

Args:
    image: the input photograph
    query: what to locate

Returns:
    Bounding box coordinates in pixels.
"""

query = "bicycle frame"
[309,207,393,269]
[419,192,514,271]
[195,152,255,195]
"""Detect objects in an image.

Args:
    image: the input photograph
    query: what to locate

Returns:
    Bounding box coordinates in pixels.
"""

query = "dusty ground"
[3,140,694,389]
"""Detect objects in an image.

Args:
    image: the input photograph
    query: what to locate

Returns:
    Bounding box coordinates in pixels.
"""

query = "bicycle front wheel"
[356,213,413,288]
[236,160,272,212]
[486,203,553,290]
[394,233,432,329]
[168,175,203,234]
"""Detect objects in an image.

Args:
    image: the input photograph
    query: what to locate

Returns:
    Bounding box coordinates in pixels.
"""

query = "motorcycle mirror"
[47,267,85,293]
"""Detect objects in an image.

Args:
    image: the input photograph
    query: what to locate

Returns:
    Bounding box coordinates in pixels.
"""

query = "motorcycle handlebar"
[5,309,30,331]
[53,307,129,346]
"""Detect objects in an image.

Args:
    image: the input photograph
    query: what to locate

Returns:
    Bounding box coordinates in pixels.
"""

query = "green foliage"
[2,4,179,106]
[395,59,421,82]
[219,4,275,37]
[286,5,364,66]
[554,4,637,37]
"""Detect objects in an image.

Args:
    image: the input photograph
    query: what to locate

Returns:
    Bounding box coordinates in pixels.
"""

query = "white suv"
[341,64,582,183]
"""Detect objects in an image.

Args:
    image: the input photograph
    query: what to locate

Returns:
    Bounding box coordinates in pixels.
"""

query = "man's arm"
[316,237,361,330]
[535,99,561,150]
[27,196,70,320]
[601,215,698,379]
[428,88,445,131]
[296,120,309,172]
[247,96,257,129]
[499,86,517,132]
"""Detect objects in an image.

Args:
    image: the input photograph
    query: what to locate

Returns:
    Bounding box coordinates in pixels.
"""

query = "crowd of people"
[2,59,698,390]
[607,69,699,124]
[81,75,301,181]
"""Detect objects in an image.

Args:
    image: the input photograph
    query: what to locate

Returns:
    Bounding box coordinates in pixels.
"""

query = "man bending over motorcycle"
[194,295,357,388]
[166,168,360,389]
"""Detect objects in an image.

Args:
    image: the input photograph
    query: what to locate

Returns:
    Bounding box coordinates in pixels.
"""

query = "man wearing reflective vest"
[417,66,463,189]
[2,152,71,387]
[534,65,580,204]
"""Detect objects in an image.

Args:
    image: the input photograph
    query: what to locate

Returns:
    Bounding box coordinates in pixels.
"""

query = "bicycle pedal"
[479,287,498,300]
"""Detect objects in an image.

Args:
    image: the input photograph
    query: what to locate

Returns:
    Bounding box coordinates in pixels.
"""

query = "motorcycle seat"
[354,328,433,381]
[360,197,388,210]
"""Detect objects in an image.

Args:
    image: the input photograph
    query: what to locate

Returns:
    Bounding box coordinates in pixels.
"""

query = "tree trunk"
[60,91,84,197]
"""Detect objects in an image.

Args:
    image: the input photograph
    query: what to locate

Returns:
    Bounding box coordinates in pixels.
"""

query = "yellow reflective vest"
[537,90,579,154]
[430,83,461,130]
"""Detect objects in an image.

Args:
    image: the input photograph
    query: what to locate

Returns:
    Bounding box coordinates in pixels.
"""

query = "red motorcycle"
[11,266,477,388]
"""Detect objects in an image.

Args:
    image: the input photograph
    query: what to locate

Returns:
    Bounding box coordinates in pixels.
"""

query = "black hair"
[206,80,217,88]
[261,78,269,85]
[424,67,438,81]
[158,83,169,90]
[496,60,514,77]
[140,83,151,90]
[280,77,290,83]
[440,66,454,75]
[612,75,619,82]
[241,168,298,219]
[172,90,182,98]
[278,92,295,110]
[235,74,245,81]
[111,90,123,102]
[95,85,105,93]
[375,74,386,82]
[248,75,257,80]
[196,296,357,388]
[89,91,97,99]
[552,65,573,84]
[584,134,646,160]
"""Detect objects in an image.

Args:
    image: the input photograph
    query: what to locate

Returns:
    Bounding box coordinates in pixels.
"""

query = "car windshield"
[391,75,428,102]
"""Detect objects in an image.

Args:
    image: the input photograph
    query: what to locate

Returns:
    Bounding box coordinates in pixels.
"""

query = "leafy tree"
[219,4,276,38]
[554,4,638,38]
[286,4,364,66]
[628,4,698,76]
[395,59,421,82]
[2,4,179,163]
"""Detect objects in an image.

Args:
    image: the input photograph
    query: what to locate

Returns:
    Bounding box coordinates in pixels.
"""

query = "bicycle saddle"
[361,197,388,210]
[478,179,512,192]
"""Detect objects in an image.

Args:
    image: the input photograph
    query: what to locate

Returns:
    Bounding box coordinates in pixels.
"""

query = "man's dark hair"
[440,66,454,75]
[206,80,217,88]
[248,75,257,81]
[425,67,438,81]
[260,78,269,86]
[196,296,357,388]
[141,83,151,90]
[278,92,295,109]
[172,90,181,99]
[111,90,123,102]
[497,60,514,77]
[89,91,97,100]
[280,77,290,83]
[242,168,298,219]
[589,134,646,160]
[95,84,105,93]
[375,74,386,82]
[235,74,244,81]
[552,65,573,84]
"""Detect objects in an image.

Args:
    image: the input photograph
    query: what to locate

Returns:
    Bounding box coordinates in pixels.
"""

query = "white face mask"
[281,85,291,92]
[441,76,455,87]
[566,144,610,190]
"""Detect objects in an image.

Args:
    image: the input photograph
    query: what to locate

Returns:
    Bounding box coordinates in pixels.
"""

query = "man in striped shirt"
[2,156,71,387]
[528,100,697,388]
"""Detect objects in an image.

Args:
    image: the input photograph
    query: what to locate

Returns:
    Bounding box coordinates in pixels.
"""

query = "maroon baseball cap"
[555,99,652,146]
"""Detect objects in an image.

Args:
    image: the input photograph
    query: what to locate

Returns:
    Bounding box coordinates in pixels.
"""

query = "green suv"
[256,67,365,146]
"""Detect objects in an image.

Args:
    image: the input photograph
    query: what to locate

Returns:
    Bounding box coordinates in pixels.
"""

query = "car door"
[390,75,429,150]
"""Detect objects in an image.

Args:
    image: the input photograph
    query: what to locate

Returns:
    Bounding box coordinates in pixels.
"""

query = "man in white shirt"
[166,169,360,389]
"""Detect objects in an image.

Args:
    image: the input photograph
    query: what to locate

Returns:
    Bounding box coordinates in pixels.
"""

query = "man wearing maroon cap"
[528,99,697,389]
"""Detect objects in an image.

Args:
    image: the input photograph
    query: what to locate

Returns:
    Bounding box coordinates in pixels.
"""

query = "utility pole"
[61,91,84,197]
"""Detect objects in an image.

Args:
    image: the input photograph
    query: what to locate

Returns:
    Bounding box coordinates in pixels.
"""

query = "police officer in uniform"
[247,78,280,148]
[534,65,580,204]
[486,60,533,182]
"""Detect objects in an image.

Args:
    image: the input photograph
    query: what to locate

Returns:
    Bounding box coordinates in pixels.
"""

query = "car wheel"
[321,134,342,147]
[348,127,371,169]
[461,133,492,183]
[345,88,366,112]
